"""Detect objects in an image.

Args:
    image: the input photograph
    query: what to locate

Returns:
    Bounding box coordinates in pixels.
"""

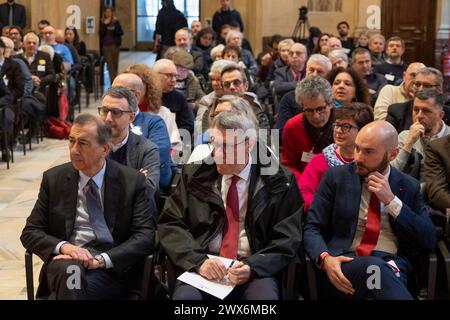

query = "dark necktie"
[356,193,381,256]
[85,179,113,246]
[219,175,240,259]
[8,5,13,26]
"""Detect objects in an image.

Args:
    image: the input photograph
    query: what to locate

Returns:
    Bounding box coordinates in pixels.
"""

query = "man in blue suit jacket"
[0,0,26,29]
[304,121,437,300]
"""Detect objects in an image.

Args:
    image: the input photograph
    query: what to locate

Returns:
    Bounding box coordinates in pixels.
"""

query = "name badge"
[38,59,46,65]
[301,152,314,163]
[385,74,395,82]
[37,65,46,72]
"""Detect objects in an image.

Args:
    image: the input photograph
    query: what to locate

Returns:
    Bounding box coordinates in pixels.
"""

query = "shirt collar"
[110,132,129,152]
[432,121,447,140]
[224,154,252,182]
[79,160,107,190]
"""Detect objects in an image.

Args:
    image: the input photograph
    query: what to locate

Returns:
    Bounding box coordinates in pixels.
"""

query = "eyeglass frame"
[303,105,329,115]
[412,81,440,89]
[158,72,178,80]
[98,106,133,118]
[332,122,359,133]
[222,79,245,89]
[209,136,248,153]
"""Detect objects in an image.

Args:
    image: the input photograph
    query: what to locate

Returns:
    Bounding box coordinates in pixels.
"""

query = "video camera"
[299,6,308,21]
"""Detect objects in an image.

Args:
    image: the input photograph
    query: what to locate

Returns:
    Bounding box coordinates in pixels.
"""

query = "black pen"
[227,260,236,270]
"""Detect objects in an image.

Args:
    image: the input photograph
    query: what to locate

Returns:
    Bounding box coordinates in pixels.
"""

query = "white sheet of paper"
[177,255,236,300]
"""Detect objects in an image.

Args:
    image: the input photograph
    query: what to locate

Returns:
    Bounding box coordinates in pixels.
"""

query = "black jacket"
[155,6,187,47]
[212,8,244,34]
[99,19,123,54]
[158,143,304,278]
[0,57,25,101]
[387,100,450,133]
[0,2,26,29]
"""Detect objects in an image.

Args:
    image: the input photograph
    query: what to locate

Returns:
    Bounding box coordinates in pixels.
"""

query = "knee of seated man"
[47,259,85,277]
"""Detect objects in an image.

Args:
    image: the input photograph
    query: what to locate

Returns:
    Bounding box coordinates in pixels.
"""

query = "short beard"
[355,152,390,177]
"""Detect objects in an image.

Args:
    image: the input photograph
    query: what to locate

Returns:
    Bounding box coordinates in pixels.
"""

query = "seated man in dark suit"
[304,120,437,300]
[387,67,450,133]
[20,113,155,300]
[274,43,307,99]
[158,110,303,300]
[98,87,160,202]
[0,36,24,102]
[425,135,450,213]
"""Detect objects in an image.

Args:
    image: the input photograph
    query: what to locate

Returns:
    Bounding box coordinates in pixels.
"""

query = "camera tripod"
[292,16,310,43]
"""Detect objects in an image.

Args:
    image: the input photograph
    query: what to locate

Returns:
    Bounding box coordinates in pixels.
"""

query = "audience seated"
[374,36,408,85]
[386,67,450,133]
[313,33,331,56]
[328,49,349,69]
[112,71,173,191]
[327,67,371,107]
[20,113,156,299]
[258,34,283,82]
[281,76,335,183]
[274,43,307,98]
[174,27,205,77]
[42,25,73,71]
[300,103,373,211]
[277,54,332,139]
[158,110,303,300]
[336,21,355,55]
[351,48,387,106]
[391,89,450,190]
[64,27,87,57]
[374,62,425,120]
[0,37,25,103]
[369,33,386,65]
[7,25,23,55]
[225,30,257,76]
[194,27,216,75]
[327,37,343,54]
[98,87,160,200]
[304,120,437,300]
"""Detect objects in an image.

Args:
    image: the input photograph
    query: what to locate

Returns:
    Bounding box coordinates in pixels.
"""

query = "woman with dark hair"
[99,5,123,81]
[195,27,216,73]
[300,103,374,211]
[65,27,86,56]
[306,27,322,56]
[313,33,331,56]
[327,67,370,107]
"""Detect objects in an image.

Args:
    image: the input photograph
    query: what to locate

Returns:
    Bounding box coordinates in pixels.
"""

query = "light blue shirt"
[55,161,114,269]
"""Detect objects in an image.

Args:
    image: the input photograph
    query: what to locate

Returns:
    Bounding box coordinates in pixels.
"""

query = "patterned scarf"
[322,144,353,167]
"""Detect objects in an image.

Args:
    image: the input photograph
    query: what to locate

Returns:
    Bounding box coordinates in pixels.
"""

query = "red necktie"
[220,175,240,259]
[356,193,381,256]
[293,71,300,81]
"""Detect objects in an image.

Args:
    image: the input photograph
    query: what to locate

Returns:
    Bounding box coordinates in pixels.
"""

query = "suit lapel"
[347,165,363,224]
[64,166,79,239]
[103,160,120,232]
[126,132,138,167]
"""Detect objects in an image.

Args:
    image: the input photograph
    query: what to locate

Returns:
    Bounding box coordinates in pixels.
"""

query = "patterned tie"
[356,193,381,256]
[85,179,113,246]
[219,175,240,259]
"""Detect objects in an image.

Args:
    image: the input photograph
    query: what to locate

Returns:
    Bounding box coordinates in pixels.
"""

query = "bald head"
[42,26,56,45]
[153,59,177,92]
[112,73,145,103]
[359,121,398,151]
[55,29,65,44]
[153,59,176,73]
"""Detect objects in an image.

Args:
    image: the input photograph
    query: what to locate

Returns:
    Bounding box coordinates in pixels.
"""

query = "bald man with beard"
[304,121,437,300]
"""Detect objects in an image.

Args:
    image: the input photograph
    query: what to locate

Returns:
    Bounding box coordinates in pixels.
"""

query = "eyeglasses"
[412,81,440,89]
[209,138,246,152]
[303,106,328,115]
[98,106,133,118]
[222,79,243,89]
[158,72,178,80]
[332,122,359,133]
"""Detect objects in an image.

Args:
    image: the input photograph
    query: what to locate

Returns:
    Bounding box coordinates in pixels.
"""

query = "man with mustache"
[304,120,436,299]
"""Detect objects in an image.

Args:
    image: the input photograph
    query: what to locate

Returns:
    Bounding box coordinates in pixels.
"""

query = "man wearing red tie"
[158,111,304,300]
[304,120,437,299]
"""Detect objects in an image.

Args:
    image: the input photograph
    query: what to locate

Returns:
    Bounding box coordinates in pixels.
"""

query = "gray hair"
[210,59,236,75]
[102,86,138,112]
[38,44,54,60]
[307,54,332,73]
[278,39,295,51]
[211,95,258,127]
[295,76,333,105]
[24,32,40,43]
[328,49,349,63]
[369,33,385,44]
[415,88,445,110]
[416,67,444,86]
[211,110,257,140]
[221,63,248,83]
[210,44,225,60]
[73,113,112,145]
[226,30,243,46]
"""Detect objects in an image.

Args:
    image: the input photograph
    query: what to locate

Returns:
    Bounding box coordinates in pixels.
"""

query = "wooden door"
[382,0,437,67]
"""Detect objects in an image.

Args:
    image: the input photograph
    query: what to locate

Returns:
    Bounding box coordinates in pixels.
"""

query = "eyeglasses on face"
[412,81,439,89]
[98,106,133,118]
[289,51,306,56]
[332,122,359,133]
[303,105,328,115]
[222,79,243,89]
[209,137,247,152]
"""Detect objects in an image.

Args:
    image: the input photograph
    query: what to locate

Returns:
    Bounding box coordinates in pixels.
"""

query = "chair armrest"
[25,250,34,300]
[139,254,154,300]
[305,254,318,300]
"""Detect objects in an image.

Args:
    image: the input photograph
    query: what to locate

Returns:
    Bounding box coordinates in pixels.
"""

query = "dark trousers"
[46,259,123,300]
[172,277,280,300]
[318,252,413,300]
